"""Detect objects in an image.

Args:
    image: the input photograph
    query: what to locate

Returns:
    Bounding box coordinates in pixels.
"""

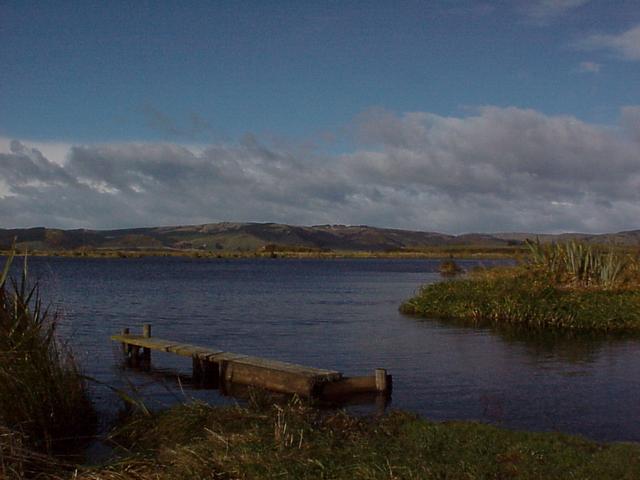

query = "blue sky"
[2,0,638,142]
[1,1,640,233]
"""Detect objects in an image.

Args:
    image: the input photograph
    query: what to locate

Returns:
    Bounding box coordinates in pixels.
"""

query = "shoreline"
[0,247,525,260]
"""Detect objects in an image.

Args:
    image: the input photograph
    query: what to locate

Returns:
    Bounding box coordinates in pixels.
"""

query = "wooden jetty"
[111,324,391,399]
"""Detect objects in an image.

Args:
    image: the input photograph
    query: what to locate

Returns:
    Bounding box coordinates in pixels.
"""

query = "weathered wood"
[111,335,181,352]
[233,356,342,380]
[375,368,389,392]
[320,376,378,397]
[112,329,388,398]
[204,352,247,362]
[141,325,151,366]
[221,360,334,396]
[130,345,141,367]
[120,328,131,357]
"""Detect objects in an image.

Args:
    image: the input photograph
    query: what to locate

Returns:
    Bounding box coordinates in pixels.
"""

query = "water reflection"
[408,306,640,367]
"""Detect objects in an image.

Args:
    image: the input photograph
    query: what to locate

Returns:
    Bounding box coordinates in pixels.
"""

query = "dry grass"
[72,400,640,480]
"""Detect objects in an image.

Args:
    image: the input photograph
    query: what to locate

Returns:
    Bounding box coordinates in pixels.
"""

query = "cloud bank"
[1,106,639,234]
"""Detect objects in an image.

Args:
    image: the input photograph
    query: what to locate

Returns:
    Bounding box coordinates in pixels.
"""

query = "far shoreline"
[0,246,527,260]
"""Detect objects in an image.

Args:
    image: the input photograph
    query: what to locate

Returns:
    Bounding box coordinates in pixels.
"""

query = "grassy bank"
[75,401,639,479]
[401,241,640,333]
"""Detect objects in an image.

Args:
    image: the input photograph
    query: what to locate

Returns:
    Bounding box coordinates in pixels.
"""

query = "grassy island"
[401,241,640,333]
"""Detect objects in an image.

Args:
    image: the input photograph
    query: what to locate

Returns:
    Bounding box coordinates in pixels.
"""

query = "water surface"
[22,256,640,442]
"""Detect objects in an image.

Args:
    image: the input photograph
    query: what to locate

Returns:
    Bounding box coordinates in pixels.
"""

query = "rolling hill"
[0,222,639,253]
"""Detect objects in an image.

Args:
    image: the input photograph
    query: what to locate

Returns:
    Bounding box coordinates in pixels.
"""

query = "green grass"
[525,239,638,289]
[401,242,640,333]
[77,400,640,480]
[0,251,95,467]
[401,271,640,333]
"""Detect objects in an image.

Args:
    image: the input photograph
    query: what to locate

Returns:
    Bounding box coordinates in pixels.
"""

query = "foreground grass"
[73,401,640,480]
[401,268,640,333]
[0,252,95,477]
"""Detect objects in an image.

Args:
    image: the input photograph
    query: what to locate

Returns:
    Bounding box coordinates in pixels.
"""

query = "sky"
[1,0,639,234]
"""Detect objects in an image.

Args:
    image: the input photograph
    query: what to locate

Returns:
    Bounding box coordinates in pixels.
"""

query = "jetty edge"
[111,323,391,399]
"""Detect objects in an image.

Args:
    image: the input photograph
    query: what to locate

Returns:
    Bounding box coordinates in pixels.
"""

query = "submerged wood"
[111,328,390,398]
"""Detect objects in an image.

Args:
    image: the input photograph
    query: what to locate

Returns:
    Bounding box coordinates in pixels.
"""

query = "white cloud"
[0,138,71,166]
[621,106,640,142]
[579,23,640,61]
[577,61,601,73]
[1,106,640,234]
[523,0,590,24]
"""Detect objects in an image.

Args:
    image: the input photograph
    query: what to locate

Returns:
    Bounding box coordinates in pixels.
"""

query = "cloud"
[577,61,601,73]
[578,23,640,61]
[522,0,590,24]
[140,104,214,139]
[1,106,640,234]
[621,106,640,142]
[0,138,70,166]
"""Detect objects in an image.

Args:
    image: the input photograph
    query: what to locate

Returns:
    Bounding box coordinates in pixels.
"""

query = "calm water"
[19,256,640,442]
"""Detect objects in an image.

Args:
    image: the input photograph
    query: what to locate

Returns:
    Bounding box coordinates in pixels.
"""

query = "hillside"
[0,223,639,254]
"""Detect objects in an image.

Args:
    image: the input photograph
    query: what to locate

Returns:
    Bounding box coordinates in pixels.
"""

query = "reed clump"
[401,241,640,333]
[438,258,463,276]
[0,251,95,461]
[525,239,639,289]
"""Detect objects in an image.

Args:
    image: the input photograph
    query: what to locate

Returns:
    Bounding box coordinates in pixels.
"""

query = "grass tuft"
[0,251,96,459]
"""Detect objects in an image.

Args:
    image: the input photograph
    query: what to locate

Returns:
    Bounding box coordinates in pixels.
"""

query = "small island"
[401,240,640,334]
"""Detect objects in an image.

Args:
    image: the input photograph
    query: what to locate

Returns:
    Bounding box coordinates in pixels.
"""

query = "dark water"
[19,256,640,443]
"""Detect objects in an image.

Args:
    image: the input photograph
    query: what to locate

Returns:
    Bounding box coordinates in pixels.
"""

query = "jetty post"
[121,327,130,357]
[141,323,152,369]
[375,368,389,392]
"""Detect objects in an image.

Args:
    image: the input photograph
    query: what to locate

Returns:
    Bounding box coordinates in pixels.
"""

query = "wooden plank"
[111,335,181,352]
[233,356,342,380]
[222,361,317,396]
[167,344,219,357]
[204,352,248,362]
[111,335,223,358]
[110,335,341,379]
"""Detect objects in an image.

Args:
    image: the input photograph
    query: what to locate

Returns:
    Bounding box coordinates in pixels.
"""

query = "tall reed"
[0,251,95,455]
[525,239,631,288]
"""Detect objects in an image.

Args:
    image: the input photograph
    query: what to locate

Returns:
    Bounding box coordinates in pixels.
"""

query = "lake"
[19,256,640,443]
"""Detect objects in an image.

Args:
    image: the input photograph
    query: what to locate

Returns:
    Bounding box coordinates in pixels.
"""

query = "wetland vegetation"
[5,398,640,479]
[0,251,95,477]
[2,247,640,479]
[402,240,640,333]
[80,400,640,479]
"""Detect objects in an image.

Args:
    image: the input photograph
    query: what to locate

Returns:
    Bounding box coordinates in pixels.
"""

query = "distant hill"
[0,223,639,253]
